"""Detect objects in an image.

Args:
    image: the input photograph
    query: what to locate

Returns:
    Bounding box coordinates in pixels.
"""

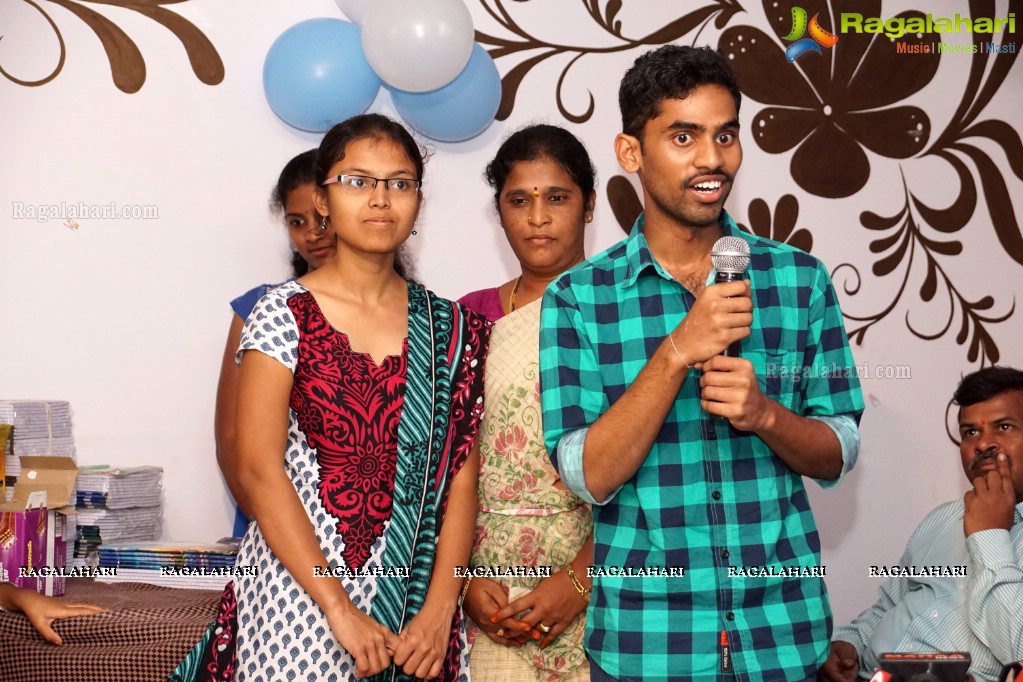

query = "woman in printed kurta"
[230,114,487,682]
[215,150,418,541]
[458,125,596,682]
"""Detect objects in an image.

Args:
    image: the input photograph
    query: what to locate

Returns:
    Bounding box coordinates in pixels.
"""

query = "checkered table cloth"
[0,578,221,682]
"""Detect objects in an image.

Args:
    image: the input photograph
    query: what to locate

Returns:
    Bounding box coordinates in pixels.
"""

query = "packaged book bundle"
[94,540,239,590]
[0,401,77,481]
[72,466,164,568]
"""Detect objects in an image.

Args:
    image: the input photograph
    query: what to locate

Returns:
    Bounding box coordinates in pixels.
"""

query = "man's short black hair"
[619,45,741,141]
[953,366,1023,407]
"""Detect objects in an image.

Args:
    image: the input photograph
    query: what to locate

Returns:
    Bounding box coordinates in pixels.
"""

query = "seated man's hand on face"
[964,451,1016,536]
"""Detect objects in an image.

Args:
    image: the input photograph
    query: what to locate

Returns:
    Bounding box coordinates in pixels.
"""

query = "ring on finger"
[537,622,551,634]
[496,628,505,637]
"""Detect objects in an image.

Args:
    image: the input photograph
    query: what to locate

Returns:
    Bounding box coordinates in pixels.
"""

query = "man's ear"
[614,133,642,174]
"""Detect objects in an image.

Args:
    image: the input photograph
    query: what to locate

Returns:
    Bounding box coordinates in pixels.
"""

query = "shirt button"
[726,612,735,621]
[721,550,730,559]
[712,491,721,500]
[707,432,717,440]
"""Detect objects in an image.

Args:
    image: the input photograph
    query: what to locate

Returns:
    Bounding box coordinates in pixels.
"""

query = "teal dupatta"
[369,282,488,682]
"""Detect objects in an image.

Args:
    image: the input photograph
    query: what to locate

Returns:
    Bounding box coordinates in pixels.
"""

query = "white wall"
[1,0,1020,626]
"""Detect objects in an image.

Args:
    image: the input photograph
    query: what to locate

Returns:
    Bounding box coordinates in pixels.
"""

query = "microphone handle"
[714,270,745,357]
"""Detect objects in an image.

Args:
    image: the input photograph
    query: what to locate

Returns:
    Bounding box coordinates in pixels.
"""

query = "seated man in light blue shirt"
[820,366,1023,682]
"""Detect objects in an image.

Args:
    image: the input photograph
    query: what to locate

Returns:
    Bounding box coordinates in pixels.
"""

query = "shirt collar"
[622,210,752,289]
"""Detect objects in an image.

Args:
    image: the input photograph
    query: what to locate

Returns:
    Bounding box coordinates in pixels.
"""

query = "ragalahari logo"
[783,7,839,62]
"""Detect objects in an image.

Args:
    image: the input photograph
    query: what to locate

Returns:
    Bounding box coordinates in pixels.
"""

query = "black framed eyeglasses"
[322,174,422,195]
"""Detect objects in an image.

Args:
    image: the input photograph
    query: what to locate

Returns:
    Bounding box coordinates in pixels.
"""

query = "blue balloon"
[389,44,501,143]
[263,19,381,132]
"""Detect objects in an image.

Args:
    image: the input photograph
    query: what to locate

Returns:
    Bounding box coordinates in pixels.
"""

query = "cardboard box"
[0,456,78,595]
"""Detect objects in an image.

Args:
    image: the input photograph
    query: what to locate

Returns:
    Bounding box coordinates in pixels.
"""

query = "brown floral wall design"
[738,195,814,254]
[475,0,742,122]
[3,0,223,93]
[722,0,937,200]
[722,0,1020,369]
[479,0,1020,372]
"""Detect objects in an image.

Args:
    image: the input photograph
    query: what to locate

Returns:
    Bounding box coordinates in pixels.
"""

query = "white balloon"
[334,0,372,24]
[361,0,474,93]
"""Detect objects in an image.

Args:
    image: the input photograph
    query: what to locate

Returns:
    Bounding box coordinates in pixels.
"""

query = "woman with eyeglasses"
[458,124,596,682]
[226,113,487,682]
[215,150,415,539]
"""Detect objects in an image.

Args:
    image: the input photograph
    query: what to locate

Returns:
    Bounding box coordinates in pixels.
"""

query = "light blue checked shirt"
[834,499,1023,682]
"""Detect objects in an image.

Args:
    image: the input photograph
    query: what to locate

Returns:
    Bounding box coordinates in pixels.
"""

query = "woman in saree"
[458,124,596,682]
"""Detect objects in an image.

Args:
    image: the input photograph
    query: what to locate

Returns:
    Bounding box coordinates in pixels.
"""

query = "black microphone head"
[711,236,750,275]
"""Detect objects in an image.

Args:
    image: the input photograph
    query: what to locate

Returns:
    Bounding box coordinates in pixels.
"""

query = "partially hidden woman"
[458,124,596,682]
[225,114,486,681]
[215,148,331,538]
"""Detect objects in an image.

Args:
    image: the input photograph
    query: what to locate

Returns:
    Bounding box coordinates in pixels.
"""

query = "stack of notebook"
[0,400,77,485]
[72,465,163,568]
[93,541,239,590]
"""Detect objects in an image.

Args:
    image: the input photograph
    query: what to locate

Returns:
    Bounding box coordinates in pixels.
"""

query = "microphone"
[710,236,751,357]
[878,652,971,682]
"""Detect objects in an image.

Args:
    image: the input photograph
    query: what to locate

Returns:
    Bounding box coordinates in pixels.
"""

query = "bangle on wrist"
[668,332,691,372]
[458,574,473,606]
[565,565,591,603]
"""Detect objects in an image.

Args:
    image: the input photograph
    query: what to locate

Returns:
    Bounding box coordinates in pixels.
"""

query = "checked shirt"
[539,212,865,681]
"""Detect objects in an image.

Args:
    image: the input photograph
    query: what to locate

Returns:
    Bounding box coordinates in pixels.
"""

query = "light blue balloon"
[389,44,501,143]
[263,19,381,132]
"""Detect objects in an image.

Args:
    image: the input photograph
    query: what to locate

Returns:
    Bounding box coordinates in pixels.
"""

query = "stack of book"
[93,541,239,590]
[0,400,76,486]
[72,465,163,568]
